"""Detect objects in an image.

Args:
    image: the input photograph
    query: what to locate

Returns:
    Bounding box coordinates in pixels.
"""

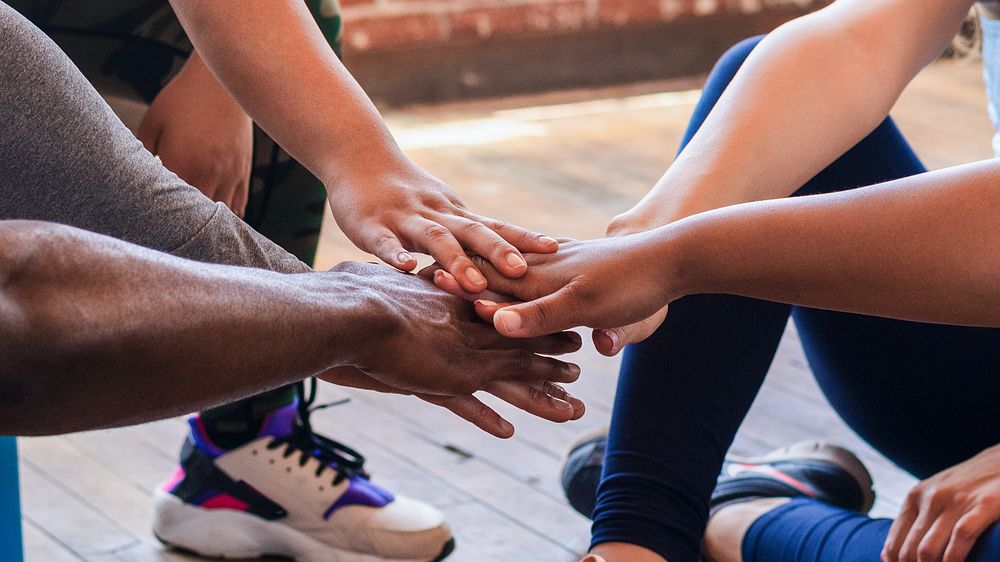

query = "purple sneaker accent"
[188,400,299,460]
[256,400,299,440]
[323,476,395,519]
[187,417,227,459]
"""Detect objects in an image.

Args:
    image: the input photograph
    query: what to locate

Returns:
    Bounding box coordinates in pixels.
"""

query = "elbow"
[0,221,80,435]
[0,300,64,436]
[0,338,86,436]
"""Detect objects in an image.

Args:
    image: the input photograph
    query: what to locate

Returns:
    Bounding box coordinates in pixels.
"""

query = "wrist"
[644,220,703,304]
[318,139,412,193]
[286,269,398,371]
[282,271,374,370]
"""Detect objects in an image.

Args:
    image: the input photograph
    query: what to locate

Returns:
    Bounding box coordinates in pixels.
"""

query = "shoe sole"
[152,490,455,562]
[726,440,876,513]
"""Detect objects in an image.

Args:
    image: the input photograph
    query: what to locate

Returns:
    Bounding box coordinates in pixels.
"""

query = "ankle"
[703,498,789,562]
[587,541,668,562]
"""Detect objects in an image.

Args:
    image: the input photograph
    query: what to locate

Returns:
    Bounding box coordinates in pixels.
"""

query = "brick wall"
[340,0,830,104]
[342,0,826,54]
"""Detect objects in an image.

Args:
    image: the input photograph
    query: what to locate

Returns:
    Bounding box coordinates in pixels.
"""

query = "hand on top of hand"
[325,162,559,293]
[321,262,586,437]
[137,53,253,217]
[882,443,1000,562]
[420,234,678,352]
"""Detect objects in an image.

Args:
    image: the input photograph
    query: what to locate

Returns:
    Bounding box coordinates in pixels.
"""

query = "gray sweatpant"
[0,2,309,275]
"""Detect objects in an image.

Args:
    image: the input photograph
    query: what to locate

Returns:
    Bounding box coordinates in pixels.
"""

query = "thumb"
[493,287,576,337]
[366,227,417,271]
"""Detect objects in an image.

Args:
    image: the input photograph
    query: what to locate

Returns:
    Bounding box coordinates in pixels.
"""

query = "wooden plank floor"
[19,58,996,561]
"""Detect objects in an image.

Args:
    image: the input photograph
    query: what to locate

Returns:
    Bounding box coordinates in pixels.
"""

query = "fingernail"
[566,363,581,376]
[499,419,515,435]
[539,235,559,246]
[567,331,582,345]
[495,310,522,333]
[397,251,414,264]
[466,267,486,286]
[594,330,613,351]
[475,299,498,308]
[505,252,527,269]
[603,330,621,351]
[553,398,573,410]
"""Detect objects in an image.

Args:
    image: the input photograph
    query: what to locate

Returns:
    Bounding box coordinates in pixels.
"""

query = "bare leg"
[583,542,668,562]
[703,499,789,562]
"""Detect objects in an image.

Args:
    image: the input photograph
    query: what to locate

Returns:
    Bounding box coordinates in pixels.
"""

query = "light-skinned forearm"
[0,221,365,435]
[666,159,1000,326]
[620,0,973,229]
[167,0,405,188]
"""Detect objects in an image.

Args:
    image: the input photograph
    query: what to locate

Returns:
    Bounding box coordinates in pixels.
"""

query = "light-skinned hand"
[326,161,559,293]
[882,443,1000,562]
[137,52,253,216]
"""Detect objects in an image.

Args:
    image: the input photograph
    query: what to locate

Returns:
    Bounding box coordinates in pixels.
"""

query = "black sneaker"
[562,436,876,521]
[561,429,608,519]
[711,440,876,515]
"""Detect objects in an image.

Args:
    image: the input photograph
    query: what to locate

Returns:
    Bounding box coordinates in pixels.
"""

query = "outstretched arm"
[601,0,975,354]
[0,221,581,436]
[437,159,1000,335]
[168,0,559,292]
[0,221,352,434]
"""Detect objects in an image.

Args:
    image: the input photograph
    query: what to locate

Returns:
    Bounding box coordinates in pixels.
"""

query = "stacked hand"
[136,51,583,437]
[421,233,680,355]
[312,262,586,438]
[326,161,560,292]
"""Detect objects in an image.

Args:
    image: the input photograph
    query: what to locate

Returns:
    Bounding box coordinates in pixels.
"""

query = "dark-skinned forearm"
[666,159,1000,326]
[0,221,365,435]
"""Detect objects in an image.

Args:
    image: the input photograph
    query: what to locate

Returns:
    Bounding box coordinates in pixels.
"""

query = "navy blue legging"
[591,35,1000,562]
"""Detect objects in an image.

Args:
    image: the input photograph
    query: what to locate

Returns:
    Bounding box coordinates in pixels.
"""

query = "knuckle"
[954,522,977,541]
[916,544,936,561]
[532,301,553,330]
[527,383,546,403]
[461,379,482,395]
[372,231,397,250]
[423,223,452,241]
[512,351,535,372]
[927,486,953,507]
[461,220,490,235]
[488,236,511,254]
[907,486,926,504]
[543,380,566,399]
[470,402,493,425]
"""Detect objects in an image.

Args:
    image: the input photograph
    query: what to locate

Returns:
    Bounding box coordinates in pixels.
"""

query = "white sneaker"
[152,401,454,561]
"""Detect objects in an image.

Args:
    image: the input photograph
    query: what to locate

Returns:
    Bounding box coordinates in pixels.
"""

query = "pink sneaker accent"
[200,493,250,511]
[162,468,185,493]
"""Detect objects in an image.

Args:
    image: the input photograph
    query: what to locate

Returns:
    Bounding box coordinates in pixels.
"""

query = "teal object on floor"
[0,437,23,562]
